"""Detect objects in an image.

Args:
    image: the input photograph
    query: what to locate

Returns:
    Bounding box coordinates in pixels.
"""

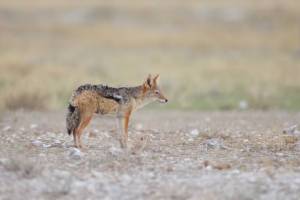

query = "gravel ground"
[1,111,300,200]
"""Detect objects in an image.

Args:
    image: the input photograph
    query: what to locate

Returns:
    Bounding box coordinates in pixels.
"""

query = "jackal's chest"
[131,97,155,111]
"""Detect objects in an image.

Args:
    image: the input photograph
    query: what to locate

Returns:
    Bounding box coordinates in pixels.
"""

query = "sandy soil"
[1,111,300,200]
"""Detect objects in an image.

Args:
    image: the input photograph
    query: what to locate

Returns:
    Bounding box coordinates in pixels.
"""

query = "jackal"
[66,74,168,149]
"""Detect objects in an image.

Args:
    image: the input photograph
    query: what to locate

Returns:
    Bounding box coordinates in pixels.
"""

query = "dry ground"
[1,111,300,199]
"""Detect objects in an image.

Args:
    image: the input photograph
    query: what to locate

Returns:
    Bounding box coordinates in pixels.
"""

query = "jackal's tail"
[66,104,80,135]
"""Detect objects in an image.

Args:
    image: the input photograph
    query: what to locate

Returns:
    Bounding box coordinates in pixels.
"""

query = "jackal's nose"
[165,99,168,103]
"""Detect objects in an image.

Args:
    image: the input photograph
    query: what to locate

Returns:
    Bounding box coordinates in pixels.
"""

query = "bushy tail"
[66,104,80,135]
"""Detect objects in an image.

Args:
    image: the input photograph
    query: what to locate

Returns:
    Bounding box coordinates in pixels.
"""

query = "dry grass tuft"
[4,92,48,111]
[0,0,299,110]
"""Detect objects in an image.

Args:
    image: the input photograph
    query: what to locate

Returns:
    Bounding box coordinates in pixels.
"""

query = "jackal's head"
[142,74,168,103]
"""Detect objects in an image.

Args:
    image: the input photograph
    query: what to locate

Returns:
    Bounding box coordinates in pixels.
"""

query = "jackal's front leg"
[116,117,126,148]
[116,111,131,149]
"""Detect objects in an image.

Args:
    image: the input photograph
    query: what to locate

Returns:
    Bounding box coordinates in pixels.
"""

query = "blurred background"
[0,0,299,111]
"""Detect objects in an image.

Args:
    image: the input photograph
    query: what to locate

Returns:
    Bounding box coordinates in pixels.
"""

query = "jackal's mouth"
[158,99,168,103]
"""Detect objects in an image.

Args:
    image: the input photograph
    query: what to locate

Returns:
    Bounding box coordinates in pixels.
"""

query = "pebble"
[232,169,240,174]
[102,131,110,138]
[109,146,123,156]
[248,176,257,183]
[30,124,38,129]
[31,140,43,147]
[276,153,284,157]
[69,148,82,160]
[2,126,11,131]
[0,158,8,165]
[135,123,143,130]
[42,144,52,148]
[205,117,211,123]
[204,138,229,149]
[53,169,71,178]
[189,129,200,137]
[46,132,56,138]
[204,138,223,149]
[93,129,99,133]
[239,100,248,110]
[283,125,300,135]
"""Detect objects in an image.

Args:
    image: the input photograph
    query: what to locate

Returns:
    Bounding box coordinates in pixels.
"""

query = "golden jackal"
[66,74,168,149]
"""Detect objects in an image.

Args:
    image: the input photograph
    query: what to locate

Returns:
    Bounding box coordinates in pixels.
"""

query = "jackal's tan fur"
[66,74,168,149]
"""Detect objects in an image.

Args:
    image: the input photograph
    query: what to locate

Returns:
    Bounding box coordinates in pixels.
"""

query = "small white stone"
[57,132,64,138]
[135,123,143,130]
[283,125,299,135]
[152,129,159,134]
[205,138,220,147]
[53,170,71,179]
[276,152,284,157]
[205,117,211,123]
[39,153,46,157]
[190,129,200,137]
[91,170,104,179]
[69,148,82,159]
[135,131,143,135]
[248,176,256,183]
[31,140,43,147]
[2,126,11,131]
[46,132,56,138]
[232,169,240,174]
[0,158,9,165]
[102,131,110,138]
[42,144,51,148]
[93,129,99,133]
[239,100,248,110]
[109,146,122,156]
[53,139,61,144]
[30,124,38,129]
[121,174,132,183]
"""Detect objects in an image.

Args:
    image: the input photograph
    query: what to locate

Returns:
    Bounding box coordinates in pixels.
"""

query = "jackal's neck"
[127,85,144,99]
[130,85,154,110]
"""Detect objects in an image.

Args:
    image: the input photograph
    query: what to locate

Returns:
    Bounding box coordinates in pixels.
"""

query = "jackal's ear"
[153,74,159,84]
[144,74,152,88]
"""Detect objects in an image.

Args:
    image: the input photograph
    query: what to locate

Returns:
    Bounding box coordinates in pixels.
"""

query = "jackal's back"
[70,84,143,106]
[70,84,122,104]
[69,84,122,115]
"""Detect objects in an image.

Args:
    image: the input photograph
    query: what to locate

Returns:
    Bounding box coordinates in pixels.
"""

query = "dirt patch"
[0,111,300,199]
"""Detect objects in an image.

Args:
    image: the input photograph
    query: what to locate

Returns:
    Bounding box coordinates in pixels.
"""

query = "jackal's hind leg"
[76,115,93,148]
[73,131,79,148]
